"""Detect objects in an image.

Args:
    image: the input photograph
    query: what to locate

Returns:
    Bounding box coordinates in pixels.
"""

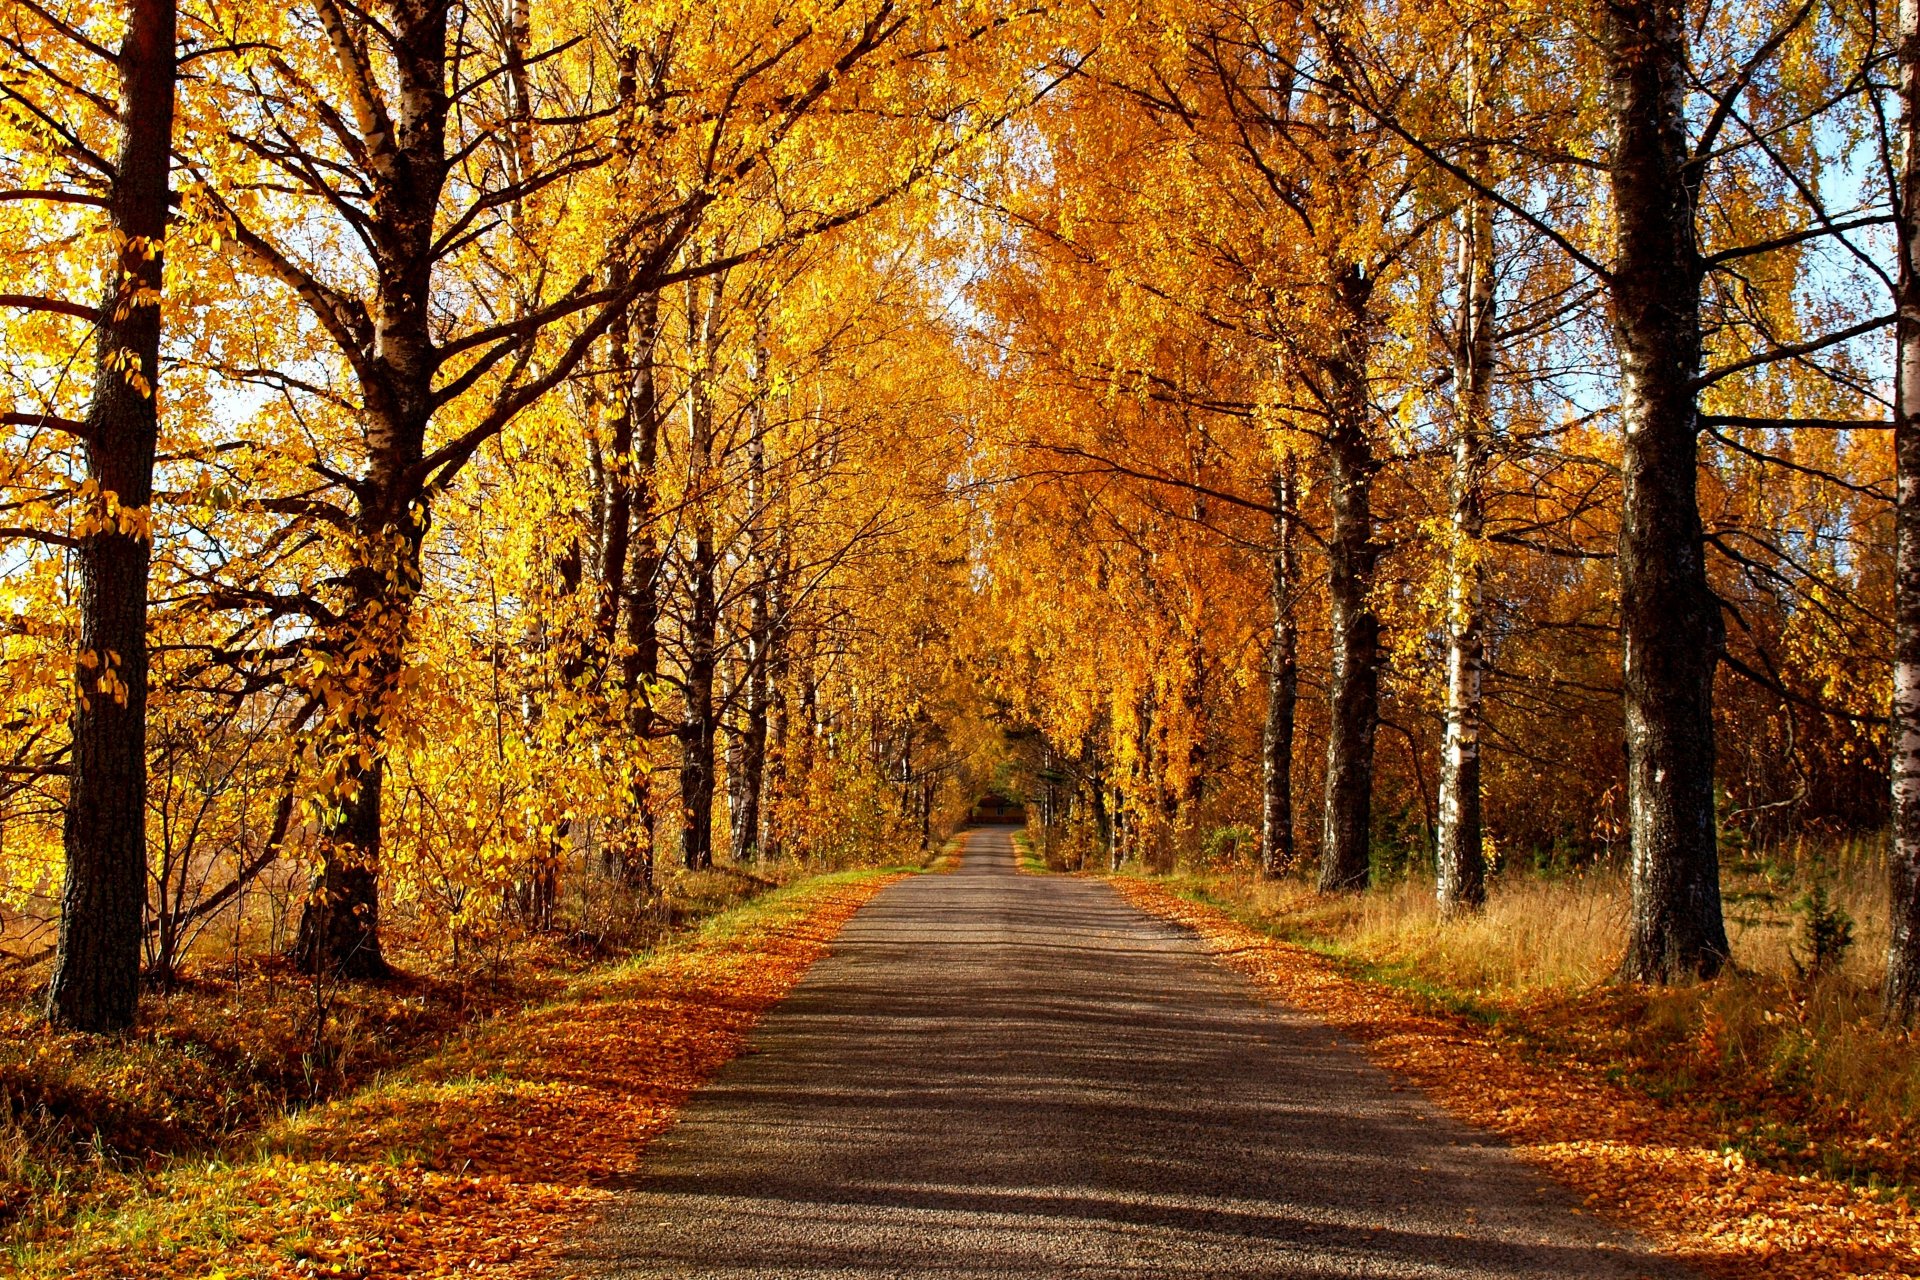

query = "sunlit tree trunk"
[1888,0,1920,1025]
[1260,457,1300,878]
[1436,53,1494,918]
[1605,0,1729,982]
[48,0,178,1032]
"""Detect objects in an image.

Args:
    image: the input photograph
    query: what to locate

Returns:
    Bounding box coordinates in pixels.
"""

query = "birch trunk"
[1436,60,1495,917]
[1887,0,1920,1024]
[48,0,178,1031]
[1260,457,1300,878]
[1605,0,1729,982]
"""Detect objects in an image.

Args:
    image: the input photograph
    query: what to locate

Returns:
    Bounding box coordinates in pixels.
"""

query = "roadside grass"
[1139,841,1919,1195]
[1116,875,1920,1280]
[2,865,905,1277]
[1011,830,1050,874]
[921,835,965,873]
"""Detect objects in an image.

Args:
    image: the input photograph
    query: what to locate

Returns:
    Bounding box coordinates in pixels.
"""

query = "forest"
[2,0,1919,1273]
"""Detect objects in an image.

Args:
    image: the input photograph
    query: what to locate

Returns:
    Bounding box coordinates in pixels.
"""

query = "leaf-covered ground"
[1114,877,1920,1280]
[7,869,900,1279]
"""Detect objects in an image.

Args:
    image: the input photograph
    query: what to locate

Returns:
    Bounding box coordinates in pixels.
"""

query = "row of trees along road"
[965,0,1920,1021]
[6,0,1920,1031]
[1,0,1036,1030]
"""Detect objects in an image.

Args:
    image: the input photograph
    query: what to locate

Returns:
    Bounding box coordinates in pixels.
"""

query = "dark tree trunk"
[1260,458,1300,879]
[294,758,389,977]
[1436,93,1494,918]
[1178,633,1207,853]
[679,279,721,872]
[761,550,793,860]
[730,327,772,861]
[1317,266,1381,893]
[1887,0,1920,1025]
[620,294,663,889]
[1605,0,1729,982]
[48,0,178,1033]
[291,0,452,979]
[679,527,718,871]
[1085,743,1116,871]
[732,625,769,860]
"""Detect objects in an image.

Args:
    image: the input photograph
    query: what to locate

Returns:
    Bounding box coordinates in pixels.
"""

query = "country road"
[569,827,1688,1279]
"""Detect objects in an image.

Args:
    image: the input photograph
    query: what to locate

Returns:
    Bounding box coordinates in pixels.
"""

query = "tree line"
[962,0,1920,1022]
[2,0,1026,1031]
[7,0,1920,1037]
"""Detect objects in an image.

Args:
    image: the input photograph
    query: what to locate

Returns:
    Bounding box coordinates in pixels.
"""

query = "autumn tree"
[1,0,180,1030]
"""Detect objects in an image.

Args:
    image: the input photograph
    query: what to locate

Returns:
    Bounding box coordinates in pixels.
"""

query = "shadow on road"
[567,827,1688,1279]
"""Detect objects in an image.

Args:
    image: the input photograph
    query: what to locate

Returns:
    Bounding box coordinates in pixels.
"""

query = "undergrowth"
[4,866,907,1279]
[0,860,813,1252]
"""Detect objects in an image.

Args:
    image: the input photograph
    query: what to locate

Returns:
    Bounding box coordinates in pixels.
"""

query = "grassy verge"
[1011,830,1049,874]
[921,834,965,873]
[4,866,904,1278]
[1115,870,1920,1280]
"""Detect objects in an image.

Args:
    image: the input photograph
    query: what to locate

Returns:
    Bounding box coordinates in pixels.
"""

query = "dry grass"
[1117,877,1920,1280]
[1160,838,1920,1191]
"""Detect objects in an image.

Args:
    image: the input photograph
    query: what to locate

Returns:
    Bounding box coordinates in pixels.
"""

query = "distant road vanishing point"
[568,827,1688,1279]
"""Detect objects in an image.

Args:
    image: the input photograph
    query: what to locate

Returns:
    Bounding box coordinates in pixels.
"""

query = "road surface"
[568,827,1686,1278]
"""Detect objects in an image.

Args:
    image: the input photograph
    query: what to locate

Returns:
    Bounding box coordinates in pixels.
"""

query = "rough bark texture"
[1260,458,1299,879]
[618,293,663,890]
[48,0,178,1033]
[1605,0,1729,983]
[1435,104,1494,918]
[1889,0,1920,1025]
[679,281,721,871]
[295,763,388,977]
[290,0,455,978]
[1317,265,1381,894]
[731,353,772,860]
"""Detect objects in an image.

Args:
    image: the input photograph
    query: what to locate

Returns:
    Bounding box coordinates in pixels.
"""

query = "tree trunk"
[1887,0,1920,1025]
[294,756,389,977]
[679,277,721,871]
[1436,67,1495,917]
[48,0,178,1033]
[1606,0,1729,982]
[761,547,792,860]
[731,325,772,860]
[620,293,663,889]
[1260,457,1300,878]
[1178,632,1207,857]
[1317,265,1381,893]
[292,0,451,979]
[679,551,717,870]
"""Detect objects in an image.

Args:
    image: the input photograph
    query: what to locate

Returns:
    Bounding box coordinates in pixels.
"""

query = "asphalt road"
[569,827,1689,1279]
